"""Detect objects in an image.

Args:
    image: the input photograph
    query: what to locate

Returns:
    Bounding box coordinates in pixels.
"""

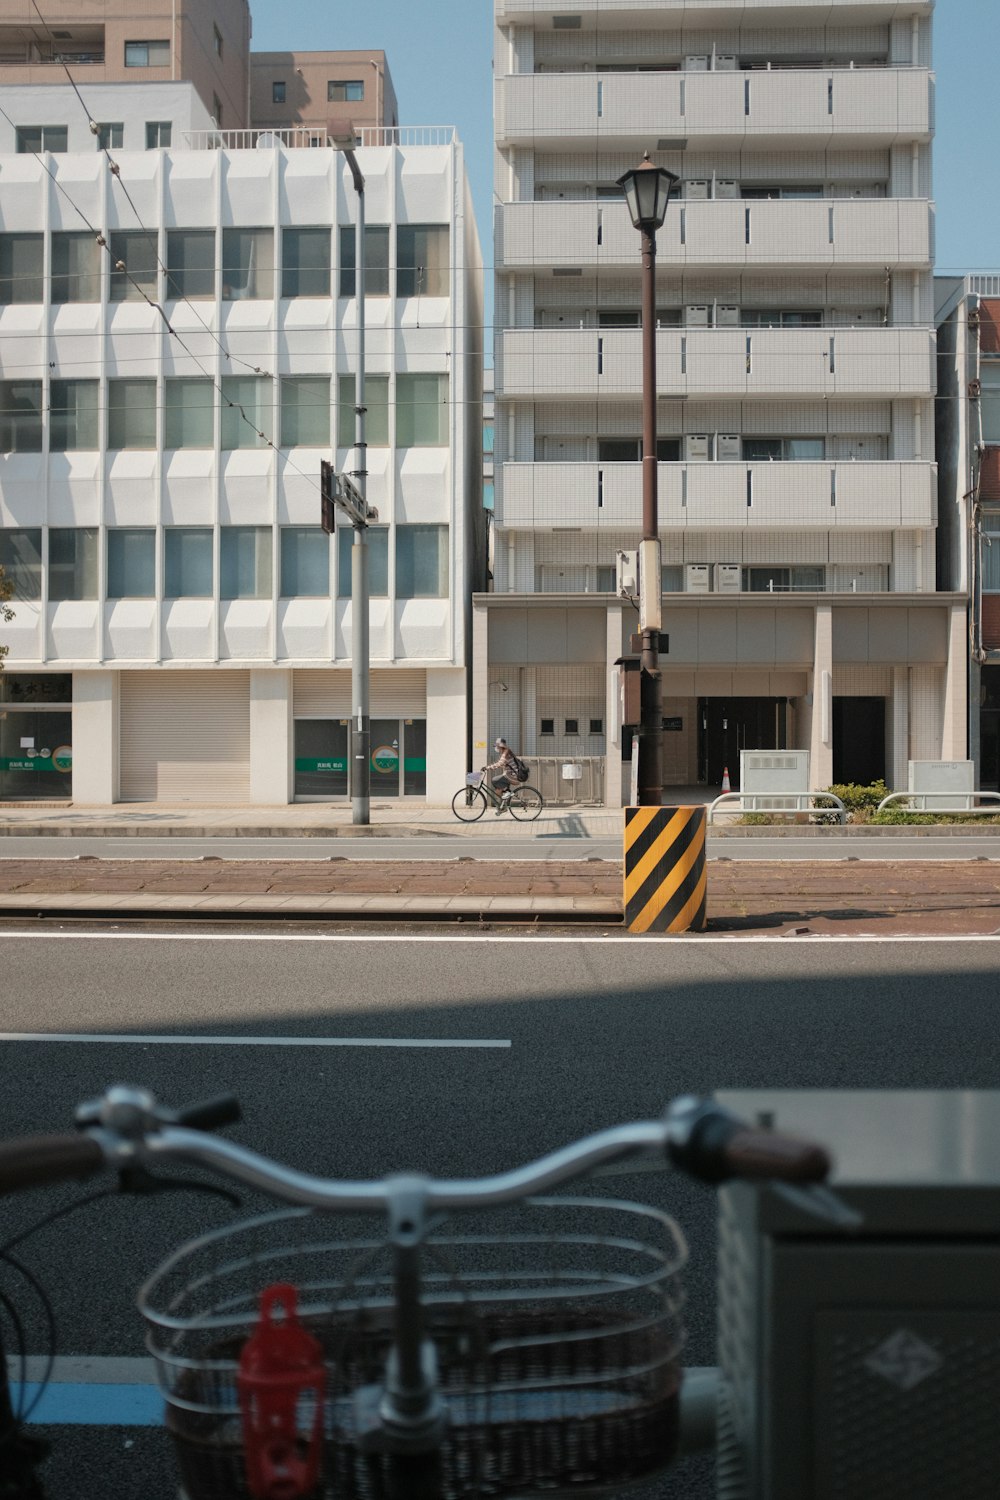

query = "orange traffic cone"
[721,765,731,792]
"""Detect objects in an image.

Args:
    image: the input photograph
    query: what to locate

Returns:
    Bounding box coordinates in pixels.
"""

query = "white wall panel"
[0,455,46,526]
[219,600,273,659]
[221,155,277,224]
[219,451,274,525]
[163,154,220,229]
[395,600,451,659]
[162,453,218,525]
[335,599,393,660]
[277,600,332,660]
[161,600,216,661]
[104,601,157,661]
[48,601,99,661]
[105,453,160,527]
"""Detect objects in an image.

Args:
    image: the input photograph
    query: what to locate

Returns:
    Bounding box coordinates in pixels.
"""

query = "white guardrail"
[876,791,1000,816]
[708,791,847,825]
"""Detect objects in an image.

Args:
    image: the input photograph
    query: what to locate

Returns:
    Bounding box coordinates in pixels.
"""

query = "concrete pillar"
[71,670,118,805]
[249,669,292,804]
[809,604,834,786]
[471,602,489,771]
[605,603,623,808]
[426,667,466,803]
[941,603,969,761]
[890,666,909,790]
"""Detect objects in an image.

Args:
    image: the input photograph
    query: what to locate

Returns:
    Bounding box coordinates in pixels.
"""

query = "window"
[109,231,158,303]
[565,718,579,735]
[50,381,99,451]
[657,438,681,461]
[281,528,329,597]
[51,232,101,303]
[146,121,172,149]
[0,530,41,600]
[743,437,825,461]
[337,527,388,597]
[108,379,157,449]
[48,528,98,601]
[221,527,272,599]
[483,481,494,512]
[164,379,214,449]
[280,377,330,448]
[166,230,214,299]
[164,528,213,598]
[483,423,494,455]
[221,377,271,450]
[540,718,554,736]
[96,123,123,150]
[338,226,390,297]
[328,80,364,101]
[983,514,1000,591]
[281,228,330,298]
[598,309,640,328]
[16,126,67,154]
[212,94,223,127]
[981,367,1000,445]
[107,529,155,599]
[741,185,823,200]
[337,375,389,447]
[743,309,823,329]
[395,524,448,598]
[598,438,639,462]
[396,374,448,447]
[590,718,604,734]
[397,225,449,298]
[742,566,825,593]
[0,235,43,304]
[0,382,43,452]
[213,25,223,58]
[272,81,286,104]
[221,228,273,301]
[125,40,170,67]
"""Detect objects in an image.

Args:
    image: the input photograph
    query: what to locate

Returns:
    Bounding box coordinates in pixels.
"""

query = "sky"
[251,0,1000,299]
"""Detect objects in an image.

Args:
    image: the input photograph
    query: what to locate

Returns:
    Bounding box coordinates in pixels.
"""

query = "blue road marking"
[17,1381,163,1426]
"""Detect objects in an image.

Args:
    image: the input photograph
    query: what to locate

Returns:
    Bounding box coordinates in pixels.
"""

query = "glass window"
[743,438,783,462]
[221,228,273,301]
[0,234,44,303]
[96,123,123,150]
[337,375,389,448]
[337,527,388,597]
[0,530,41,600]
[540,718,554,735]
[49,528,98,601]
[146,121,172,149]
[281,228,330,299]
[280,377,330,448]
[395,524,448,598]
[107,529,155,599]
[50,380,99,451]
[792,565,825,591]
[483,422,494,455]
[164,379,214,449]
[483,481,494,512]
[212,95,223,128]
[598,438,639,462]
[272,81,286,104]
[109,231,158,303]
[657,438,681,461]
[0,382,43,452]
[328,80,364,101]
[51,232,101,304]
[786,438,825,460]
[107,379,157,449]
[396,374,448,447]
[981,367,1000,445]
[743,567,790,593]
[397,225,449,298]
[281,528,329,597]
[338,226,390,297]
[125,40,170,66]
[166,230,214,299]
[221,527,272,599]
[213,25,223,58]
[16,126,67,154]
[164,528,213,598]
[221,377,271,450]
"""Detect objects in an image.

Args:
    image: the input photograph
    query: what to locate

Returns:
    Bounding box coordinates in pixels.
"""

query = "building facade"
[250,50,397,137]
[483,0,964,805]
[0,79,483,804]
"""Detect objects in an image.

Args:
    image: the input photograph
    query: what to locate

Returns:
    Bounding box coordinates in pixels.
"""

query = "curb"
[0,892,625,922]
[0,824,457,840]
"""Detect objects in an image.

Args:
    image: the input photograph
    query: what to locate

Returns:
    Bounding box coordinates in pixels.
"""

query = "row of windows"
[0,375,448,451]
[271,79,366,104]
[0,525,449,601]
[15,122,174,154]
[0,226,449,304]
[589,437,828,462]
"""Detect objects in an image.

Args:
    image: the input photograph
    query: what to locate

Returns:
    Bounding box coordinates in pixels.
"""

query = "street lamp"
[616,153,679,806]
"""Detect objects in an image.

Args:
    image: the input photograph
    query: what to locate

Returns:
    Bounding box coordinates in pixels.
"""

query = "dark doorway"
[832,697,885,784]
[699,698,788,787]
[981,712,1000,791]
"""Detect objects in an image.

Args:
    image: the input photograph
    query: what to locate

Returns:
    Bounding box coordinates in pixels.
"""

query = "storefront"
[0,674,72,800]
[292,670,428,801]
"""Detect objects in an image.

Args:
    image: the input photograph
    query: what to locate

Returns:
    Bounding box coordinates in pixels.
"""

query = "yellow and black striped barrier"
[624,806,707,933]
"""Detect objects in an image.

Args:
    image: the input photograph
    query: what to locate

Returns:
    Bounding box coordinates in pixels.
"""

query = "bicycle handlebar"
[0,1132,105,1196]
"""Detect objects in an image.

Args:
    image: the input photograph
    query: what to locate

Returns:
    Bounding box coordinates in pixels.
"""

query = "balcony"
[497,328,935,401]
[495,68,933,151]
[497,461,936,531]
[496,199,933,272]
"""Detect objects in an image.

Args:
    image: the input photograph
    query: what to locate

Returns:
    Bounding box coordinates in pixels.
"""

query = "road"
[3,927,999,1497]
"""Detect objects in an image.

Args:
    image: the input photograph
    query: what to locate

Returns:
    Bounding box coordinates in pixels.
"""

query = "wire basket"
[139,1196,687,1499]
[466,772,484,788]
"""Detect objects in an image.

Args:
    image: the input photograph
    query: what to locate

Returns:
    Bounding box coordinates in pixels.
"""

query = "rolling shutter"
[120,671,251,803]
[293,669,426,719]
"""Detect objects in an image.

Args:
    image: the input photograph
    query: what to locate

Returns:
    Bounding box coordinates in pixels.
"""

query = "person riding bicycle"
[483,737,517,813]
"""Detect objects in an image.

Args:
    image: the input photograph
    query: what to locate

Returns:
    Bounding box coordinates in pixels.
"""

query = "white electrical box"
[714,178,740,199]
[716,433,742,462]
[684,433,711,461]
[716,563,742,593]
[716,304,740,326]
[615,549,639,600]
[714,53,738,70]
[684,179,710,201]
[685,304,711,327]
[907,760,975,810]
[685,564,711,594]
[684,55,709,71]
[741,750,809,810]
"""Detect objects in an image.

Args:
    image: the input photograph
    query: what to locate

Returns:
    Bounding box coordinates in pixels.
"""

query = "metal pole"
[638,224,663,806]
[346,151,370,825]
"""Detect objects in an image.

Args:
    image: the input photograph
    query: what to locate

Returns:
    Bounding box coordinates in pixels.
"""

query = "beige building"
[250,50,396,136]
[0,0,250,129]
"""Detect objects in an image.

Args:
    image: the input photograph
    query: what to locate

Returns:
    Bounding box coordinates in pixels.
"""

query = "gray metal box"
[907,759,975,810]
[715,1090,1000,1500]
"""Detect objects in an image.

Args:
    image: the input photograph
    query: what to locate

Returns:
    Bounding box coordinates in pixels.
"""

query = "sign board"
[663,716,683,731]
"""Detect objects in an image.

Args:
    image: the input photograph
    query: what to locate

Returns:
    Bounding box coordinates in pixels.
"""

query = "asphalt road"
[3,928,1000,1498]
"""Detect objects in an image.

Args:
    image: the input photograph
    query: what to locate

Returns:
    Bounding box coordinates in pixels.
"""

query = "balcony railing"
[184,126,456,151]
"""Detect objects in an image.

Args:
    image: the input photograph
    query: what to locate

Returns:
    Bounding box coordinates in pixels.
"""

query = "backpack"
[508,752,530,784]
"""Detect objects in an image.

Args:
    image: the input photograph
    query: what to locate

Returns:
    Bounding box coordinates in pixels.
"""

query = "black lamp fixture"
[616,153,680,232]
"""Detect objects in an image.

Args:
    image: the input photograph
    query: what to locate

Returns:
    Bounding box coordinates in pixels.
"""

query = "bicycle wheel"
[451,785,488,822]
[507,785,543,821]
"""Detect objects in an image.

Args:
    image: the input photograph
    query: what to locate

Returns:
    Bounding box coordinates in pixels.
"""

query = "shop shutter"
[120,671,250,803]
[293,669,426,719]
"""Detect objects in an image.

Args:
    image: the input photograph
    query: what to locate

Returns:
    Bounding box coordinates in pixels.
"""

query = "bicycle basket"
[466,772,484,787]
[140,1196,687,1499]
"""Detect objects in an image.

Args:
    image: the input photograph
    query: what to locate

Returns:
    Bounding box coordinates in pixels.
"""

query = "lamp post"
[616,154,679,807]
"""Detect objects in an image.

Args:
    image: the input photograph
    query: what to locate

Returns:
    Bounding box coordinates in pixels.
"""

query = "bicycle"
[0,1086,832,1500]
[451,771,544,823]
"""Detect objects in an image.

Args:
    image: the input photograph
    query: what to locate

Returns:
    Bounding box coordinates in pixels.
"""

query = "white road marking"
[0,1032,510,1048]
[0,930,997,945]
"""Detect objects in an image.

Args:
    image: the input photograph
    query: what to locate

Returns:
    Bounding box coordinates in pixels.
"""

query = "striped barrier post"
[624,806,707,934]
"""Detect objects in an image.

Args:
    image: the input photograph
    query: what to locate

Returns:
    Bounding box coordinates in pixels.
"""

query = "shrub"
[825,780,889,816]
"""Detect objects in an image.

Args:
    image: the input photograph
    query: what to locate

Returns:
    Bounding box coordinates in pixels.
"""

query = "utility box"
[716,303,740,326]
[907,759,975,810]
[715,1089,1000,1500]
[615,549,638,601]
[740,749,808,811]
[684,433,711,461]
[714,53,738,70]
[715,178,740,199]
[716,563,742,593]
[684,179,710,200]
[685,304,711,327]
[683,54,709,71]
[716,433,742,462]
[685,564,711,593]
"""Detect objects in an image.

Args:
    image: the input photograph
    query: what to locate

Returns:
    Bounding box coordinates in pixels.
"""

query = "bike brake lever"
[770,1180,863,1231]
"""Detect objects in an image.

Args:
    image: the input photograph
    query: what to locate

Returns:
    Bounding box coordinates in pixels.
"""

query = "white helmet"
[495,737,507,749]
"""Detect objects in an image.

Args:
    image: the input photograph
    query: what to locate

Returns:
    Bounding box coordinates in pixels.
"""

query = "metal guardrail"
[876,791,1000,816]
[708,791,847,825]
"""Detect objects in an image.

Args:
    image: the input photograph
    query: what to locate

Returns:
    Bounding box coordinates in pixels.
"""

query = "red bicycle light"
[237,1283,325,1500]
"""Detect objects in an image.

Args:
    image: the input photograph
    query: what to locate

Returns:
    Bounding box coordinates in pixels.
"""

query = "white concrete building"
[482,0,964,804]
[0,82,484,804]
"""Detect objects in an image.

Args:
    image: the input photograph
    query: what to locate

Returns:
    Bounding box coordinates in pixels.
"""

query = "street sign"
[320,461,379,531]
[320,460,336,535]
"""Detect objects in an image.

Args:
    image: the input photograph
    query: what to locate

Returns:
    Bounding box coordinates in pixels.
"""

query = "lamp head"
[616,153,679,231]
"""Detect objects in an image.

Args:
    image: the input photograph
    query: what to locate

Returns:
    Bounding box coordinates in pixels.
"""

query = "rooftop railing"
[184,125,456,151]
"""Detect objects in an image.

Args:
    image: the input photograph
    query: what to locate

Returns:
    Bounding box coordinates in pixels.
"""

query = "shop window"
[397,225,449,298]
[166,230,214,299]
[52,232,101,303]
[164,379,214,449]
[48,528,98,601]
[280,527,329,597]
[280,377,330,448]
[396,374,448,447]
[107,529,155,598]
[281,228,330,298]
[220,527,272,600]
[0,530,41,600]
[164,528,213,598]
[108,230,158,303]
[50,380,99,451]
[337,375,389,447]
[0,381,43,452]
[108,379,156,449]
[338,226,390,297]
[0,234,44,304]
[395,525,448,598]
[337,527,388,597]
[221,228,273,301]
[221,377,271,450]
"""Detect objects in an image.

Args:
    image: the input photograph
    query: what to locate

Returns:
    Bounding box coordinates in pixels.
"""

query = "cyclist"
[483,737,518,813]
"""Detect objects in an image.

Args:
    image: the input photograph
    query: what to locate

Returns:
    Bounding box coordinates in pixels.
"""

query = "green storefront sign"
[294,758,348,774]
[0,747,72,773]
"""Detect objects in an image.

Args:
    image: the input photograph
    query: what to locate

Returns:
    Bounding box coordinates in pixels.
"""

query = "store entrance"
[293,718,426,800]
[0,675,73,800]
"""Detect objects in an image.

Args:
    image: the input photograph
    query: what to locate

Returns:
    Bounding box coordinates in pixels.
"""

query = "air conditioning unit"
[714,54,738,70]
[615,549,639,600]
[716,563,742,593]
[685,304,711,327]
[684,179,710,200]
[714,179,740,199]
[683,55,709,71]
[685,564,711,594]
[716,433,742,462]
[716,304,740,327]
[684,433,711,461]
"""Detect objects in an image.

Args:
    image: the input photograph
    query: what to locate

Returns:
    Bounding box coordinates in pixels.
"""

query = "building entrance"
[294,718,426,800]
[833,698,886,785]
[698,698,788,788]
[0,675,73,800]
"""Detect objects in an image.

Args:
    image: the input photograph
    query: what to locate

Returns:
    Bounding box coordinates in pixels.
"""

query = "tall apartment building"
[0,70,483,802]
[483,0,963,805]
[250,50,397,136]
